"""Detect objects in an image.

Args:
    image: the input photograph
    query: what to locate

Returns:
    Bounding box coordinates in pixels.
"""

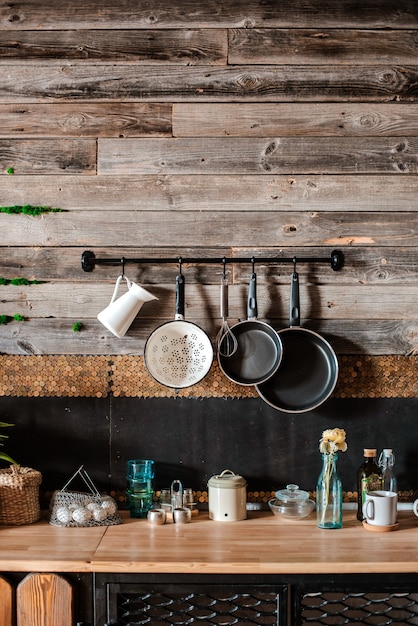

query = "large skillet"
[256,271,338,412]
[144,273,213,389]
[218,272,283,386]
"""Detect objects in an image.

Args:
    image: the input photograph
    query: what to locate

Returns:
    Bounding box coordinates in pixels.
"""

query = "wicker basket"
[0,465,42,525]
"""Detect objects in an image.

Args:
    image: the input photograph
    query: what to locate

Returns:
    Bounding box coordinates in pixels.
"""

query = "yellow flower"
[319,428,347,455]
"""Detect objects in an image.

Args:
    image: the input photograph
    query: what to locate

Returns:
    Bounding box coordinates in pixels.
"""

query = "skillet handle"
[247,272,257,319]
[290,271,300,327]
[175,273,185,320]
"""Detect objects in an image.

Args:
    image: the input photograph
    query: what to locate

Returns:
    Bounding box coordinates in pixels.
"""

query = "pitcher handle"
[109,275,131,304]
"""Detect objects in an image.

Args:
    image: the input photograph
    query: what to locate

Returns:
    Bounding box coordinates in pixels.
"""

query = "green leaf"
[0,452,18,465]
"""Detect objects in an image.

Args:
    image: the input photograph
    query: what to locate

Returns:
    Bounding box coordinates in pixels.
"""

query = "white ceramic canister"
[208,469,247,521]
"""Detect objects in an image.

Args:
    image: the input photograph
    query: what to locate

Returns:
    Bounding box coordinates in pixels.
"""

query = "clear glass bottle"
[357,448,383,521]
[316,453,342,529]
[378,448,397,493]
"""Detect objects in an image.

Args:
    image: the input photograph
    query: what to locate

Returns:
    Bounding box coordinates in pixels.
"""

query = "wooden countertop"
[1,510,418,574]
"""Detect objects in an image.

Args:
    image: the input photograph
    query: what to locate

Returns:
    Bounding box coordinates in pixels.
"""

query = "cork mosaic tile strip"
[0,354,416,398]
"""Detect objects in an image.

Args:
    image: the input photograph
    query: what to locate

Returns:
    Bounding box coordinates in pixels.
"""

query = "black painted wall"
[0,396,416,498]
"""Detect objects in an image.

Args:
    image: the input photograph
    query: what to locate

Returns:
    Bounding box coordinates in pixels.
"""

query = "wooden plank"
[98,137,418,175]
[0,174,416,212]
[1,0,417,30]
[3,246,418,284]
[0,103,172,137]
[0,282,417,321]
[0,139,96,174]
[0,576,13,626]
[0,211,417,247]
[0,64,417,102]
[17,573,73,626]
[0,29,227,64]
[228,28,418,65]
[173,103,418,137]
[0,318,417,356]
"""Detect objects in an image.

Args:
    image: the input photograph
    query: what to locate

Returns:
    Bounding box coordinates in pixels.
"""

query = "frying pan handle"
[247,272,258,319]
[290,271,300,327]
[175,273,185,320]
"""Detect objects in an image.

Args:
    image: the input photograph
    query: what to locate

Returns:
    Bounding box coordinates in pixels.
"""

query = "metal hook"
[121,256,126,278]
[222,257,227,279]
[251,256,255,274]
[292,256,297,273]
[178,256,183,276]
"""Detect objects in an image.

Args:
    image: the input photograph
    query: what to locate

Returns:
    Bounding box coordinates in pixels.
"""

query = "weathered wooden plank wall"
[0,0,417,360]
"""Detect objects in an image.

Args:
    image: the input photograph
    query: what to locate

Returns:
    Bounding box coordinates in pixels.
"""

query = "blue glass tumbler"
[126,459,155,518]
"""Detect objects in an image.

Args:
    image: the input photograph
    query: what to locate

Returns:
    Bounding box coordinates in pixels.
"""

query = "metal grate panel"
[116,590,280,625]
[300,591,418,625]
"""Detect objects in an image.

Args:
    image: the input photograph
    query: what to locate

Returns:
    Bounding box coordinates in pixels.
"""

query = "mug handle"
[109,275,131,304]
[363,499,374,521]
[414,500,418,517]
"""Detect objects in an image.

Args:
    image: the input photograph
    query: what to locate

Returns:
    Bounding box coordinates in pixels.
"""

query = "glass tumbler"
[126,459,155,518]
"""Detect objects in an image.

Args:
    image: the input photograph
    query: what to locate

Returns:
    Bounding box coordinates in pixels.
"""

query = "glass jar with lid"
[269,483,315,520]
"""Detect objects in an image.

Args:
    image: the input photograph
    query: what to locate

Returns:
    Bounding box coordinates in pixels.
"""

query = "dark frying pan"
[218,272,283,386]
[256,271,338,413]
[144,273,213,389]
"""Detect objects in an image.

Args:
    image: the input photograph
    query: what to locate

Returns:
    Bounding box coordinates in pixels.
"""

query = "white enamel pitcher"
[97,275,158,338]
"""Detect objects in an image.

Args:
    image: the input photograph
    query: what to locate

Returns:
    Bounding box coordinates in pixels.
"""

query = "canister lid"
[208,469,247,489]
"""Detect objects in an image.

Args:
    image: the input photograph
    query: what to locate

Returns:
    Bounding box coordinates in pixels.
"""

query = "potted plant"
[0,421,17,465]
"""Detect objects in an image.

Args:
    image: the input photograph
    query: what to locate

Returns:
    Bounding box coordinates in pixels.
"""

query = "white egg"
[101,498,117,515]
[93,507,108,522]
[56,506,72,524]
[72,507,92,524]
[86,502,101,511]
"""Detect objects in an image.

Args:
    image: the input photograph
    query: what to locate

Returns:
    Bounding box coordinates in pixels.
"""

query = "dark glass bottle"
[357,448,383,521]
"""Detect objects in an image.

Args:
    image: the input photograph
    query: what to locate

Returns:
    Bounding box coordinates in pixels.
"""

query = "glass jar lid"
[275,483,310,503]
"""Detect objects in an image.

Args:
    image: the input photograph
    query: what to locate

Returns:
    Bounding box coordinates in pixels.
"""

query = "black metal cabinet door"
[94,574,288,626]
[291,574,418,626]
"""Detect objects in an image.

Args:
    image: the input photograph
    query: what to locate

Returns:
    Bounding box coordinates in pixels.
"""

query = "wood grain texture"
[0,0,417,361]
[1,210,415,247]
[0,318,416,356]
[173,103,418,137]
[0,139,96,174]
[0,282,416,321]
[92,510,418,575]
[1,0,417,30]
[0,65,417,102]
[2,511,418,575]
[0,103,172,137]
[228,28,418,65]
[0,29,227,64]
[98,136,418,175]
[2,246,417,283]
[17,573,73,626]
[0,174,416,212]
[0,576,13,626]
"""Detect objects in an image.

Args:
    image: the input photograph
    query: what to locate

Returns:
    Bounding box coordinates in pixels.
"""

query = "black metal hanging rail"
[81,249,344,272]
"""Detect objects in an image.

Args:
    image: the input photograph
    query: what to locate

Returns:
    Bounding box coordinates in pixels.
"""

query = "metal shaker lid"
[208,469,247,489]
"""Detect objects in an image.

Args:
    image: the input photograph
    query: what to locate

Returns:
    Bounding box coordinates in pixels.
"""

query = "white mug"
[362,490,397,526]
[97,275,158,338]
